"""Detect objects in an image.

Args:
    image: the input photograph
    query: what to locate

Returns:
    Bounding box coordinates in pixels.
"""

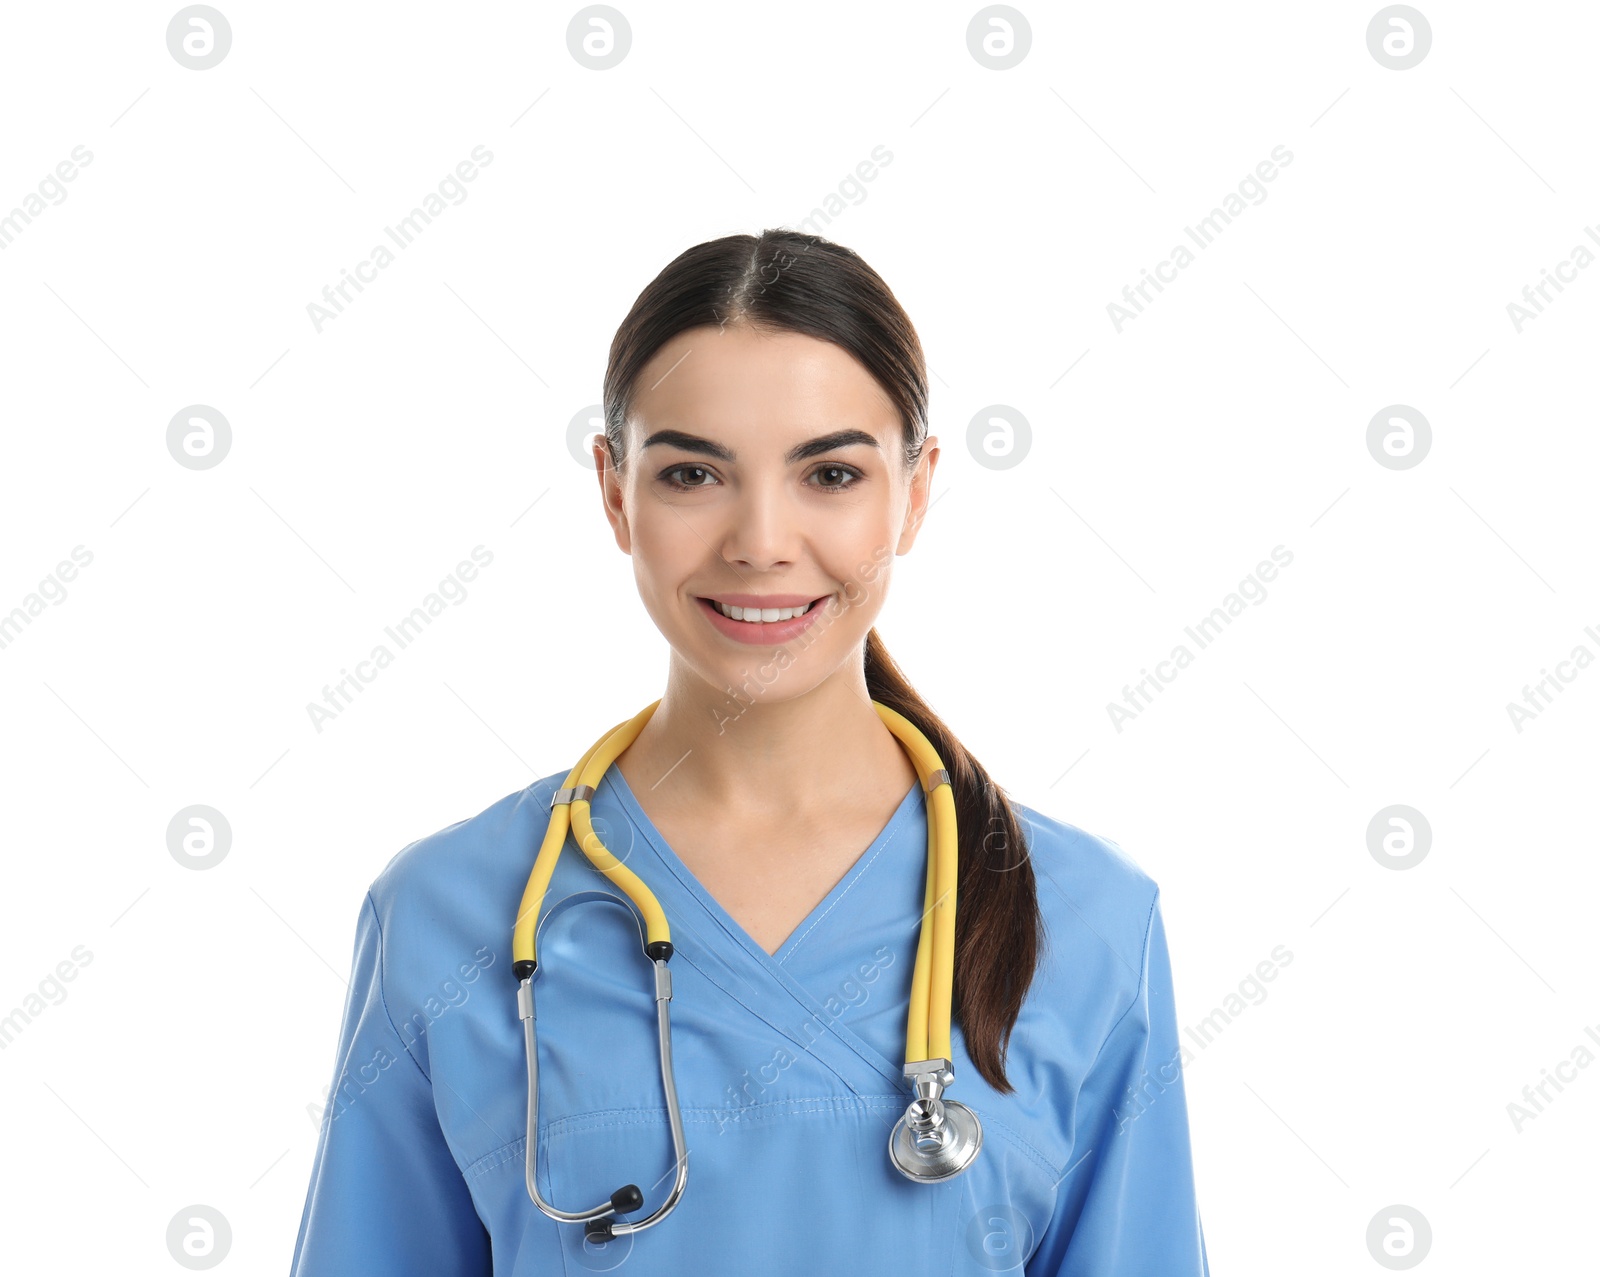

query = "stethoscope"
[511,699,982,1242]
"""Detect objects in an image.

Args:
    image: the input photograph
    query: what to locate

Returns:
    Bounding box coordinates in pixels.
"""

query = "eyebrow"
[640,427,881,464]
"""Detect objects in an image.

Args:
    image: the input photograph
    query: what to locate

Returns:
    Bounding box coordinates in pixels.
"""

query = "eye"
[810,464,863,492]
[660,464,719,491]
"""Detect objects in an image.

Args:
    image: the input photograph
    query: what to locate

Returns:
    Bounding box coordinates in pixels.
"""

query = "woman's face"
[596,323,938,704]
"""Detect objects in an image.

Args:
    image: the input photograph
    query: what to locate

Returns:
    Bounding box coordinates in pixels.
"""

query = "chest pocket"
[541,1097,967,1273]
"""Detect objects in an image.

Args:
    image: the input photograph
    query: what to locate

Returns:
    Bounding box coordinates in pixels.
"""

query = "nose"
[714,474,798,571]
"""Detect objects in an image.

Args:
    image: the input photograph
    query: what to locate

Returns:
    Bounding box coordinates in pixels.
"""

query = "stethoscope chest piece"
[888,1057,984,1183]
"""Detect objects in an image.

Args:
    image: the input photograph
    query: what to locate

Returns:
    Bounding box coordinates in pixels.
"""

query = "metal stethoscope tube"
[519,890,689,1241]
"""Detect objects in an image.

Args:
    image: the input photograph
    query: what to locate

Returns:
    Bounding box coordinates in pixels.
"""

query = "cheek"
[829,540,897,618]
[822,510,896,584]
[628,499,700,578]
[814,489,887,543]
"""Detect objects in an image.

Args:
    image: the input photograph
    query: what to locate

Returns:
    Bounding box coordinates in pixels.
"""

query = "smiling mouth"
[698,596,828,623]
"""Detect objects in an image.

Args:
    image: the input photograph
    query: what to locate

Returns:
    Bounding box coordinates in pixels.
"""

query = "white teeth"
[712,599,816,622]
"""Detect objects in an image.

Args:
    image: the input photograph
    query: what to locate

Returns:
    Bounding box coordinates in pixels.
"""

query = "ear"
[594,435,632,554]
[896,437,939,555]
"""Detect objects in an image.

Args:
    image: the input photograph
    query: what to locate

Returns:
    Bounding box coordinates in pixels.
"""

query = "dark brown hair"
[600,229,1043,1094]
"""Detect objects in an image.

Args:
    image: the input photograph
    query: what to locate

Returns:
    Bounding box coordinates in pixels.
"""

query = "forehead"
[629,325,899,443]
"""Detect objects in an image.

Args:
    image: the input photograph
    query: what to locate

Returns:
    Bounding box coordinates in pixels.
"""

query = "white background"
[1,1,1595,1272]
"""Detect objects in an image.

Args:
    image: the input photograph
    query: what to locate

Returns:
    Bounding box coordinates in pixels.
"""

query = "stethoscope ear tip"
[582,1185,645,1244]
[612,1184,645,1214]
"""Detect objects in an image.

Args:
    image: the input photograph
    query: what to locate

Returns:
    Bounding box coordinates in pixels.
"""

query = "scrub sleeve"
[289,892,492,1276]
[1026,890,1212,1275]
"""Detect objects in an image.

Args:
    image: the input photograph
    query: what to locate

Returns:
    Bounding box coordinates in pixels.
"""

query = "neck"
[615,654,918,820]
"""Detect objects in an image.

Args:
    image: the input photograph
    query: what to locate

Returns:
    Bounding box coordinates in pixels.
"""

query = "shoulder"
[365,769,570,922]
[353,770,574,1073]
[1010,797,1161,988]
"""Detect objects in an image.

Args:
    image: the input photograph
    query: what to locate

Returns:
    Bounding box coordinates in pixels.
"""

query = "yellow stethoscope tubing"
[512,699,956,1067]
[872,701,956,1066]
[512,702,670,968]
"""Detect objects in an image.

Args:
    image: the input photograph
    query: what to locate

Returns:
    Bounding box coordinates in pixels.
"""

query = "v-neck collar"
[591,765,930,1095]
[599,765,924,969]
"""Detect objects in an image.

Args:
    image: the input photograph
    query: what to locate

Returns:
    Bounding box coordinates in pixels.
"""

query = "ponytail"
[864,628,1043,1094]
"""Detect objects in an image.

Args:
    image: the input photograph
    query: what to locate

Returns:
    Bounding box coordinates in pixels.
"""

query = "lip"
[699,593,823,608]
[694,593,830,646]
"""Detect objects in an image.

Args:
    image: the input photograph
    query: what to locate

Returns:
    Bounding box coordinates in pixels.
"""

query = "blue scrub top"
[290,764,1210,1274]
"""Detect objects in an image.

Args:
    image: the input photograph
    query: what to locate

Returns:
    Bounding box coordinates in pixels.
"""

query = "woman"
[290,230,1211,1274]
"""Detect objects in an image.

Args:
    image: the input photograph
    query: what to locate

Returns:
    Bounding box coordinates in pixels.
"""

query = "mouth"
[696,595,829,624]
